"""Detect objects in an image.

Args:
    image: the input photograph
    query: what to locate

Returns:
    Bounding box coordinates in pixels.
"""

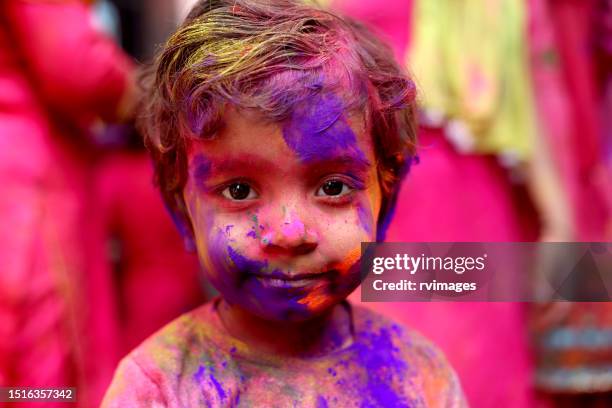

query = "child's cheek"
[355,199,376,239]
[243,211,265,242]
[183,189,239,293]
[197,221,253,305]
[198,212,271,297]
[319,203,372,274]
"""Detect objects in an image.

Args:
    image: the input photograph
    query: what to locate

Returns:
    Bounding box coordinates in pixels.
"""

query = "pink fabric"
[527,0,608,241]
[0,1,133,406]
[547,0,609,240]
[331,0,413,61]
[528,0,578,225]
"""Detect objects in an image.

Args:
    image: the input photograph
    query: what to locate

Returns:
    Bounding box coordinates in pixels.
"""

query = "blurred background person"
[0,1,209,406]
[527,1,612,406]
[90,129,209,357]
[88,0,210,358]
[0,0,136,406]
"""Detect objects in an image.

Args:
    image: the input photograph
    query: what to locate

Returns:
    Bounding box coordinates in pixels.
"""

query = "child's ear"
[168,194,197,252]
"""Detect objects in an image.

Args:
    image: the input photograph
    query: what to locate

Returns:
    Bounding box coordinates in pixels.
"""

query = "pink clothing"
[331,0,412,60]
[0,1,133,406]
[530,0,609,241]
[529,1,612,396]
[102,298,467,407]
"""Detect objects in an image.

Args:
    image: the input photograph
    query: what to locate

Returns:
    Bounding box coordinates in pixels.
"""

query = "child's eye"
[316,180,353,197]
[221,182,258,201]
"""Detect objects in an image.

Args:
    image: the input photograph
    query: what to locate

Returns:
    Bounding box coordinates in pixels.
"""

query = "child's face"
[182,96,381,321]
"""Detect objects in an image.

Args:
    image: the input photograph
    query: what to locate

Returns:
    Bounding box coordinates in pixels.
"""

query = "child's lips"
[251,270,336,289]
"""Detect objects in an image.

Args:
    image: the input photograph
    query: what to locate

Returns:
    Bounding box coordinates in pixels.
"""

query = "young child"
[102,0,467,406]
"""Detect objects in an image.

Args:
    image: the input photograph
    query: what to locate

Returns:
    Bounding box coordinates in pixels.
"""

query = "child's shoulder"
[349,303,466,406]
[101,301,223,407]
[351,302,449,359]
[128,300,220,365]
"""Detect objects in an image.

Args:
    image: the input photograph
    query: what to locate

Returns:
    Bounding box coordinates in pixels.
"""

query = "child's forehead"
[190,102,371,159]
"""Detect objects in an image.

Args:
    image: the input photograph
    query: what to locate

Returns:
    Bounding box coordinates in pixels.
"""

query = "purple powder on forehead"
[282,93,367,163]
[316,395,329,408]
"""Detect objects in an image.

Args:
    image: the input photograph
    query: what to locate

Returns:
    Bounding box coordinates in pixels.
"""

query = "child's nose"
[260,213,318,256]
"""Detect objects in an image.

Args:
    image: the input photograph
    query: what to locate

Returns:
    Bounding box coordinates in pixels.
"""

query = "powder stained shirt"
[102,299,467,407]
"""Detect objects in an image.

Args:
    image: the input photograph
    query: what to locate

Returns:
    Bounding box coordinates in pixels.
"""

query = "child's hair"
[139,0,417,240]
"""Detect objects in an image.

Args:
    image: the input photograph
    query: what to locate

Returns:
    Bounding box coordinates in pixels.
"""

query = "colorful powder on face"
[356,203,373,235]
[191,154,212,190]
[243,272,312,320]
[242,212,263,239]
[227,245,268,274]
[167,205,192,241]
[332,246,361,275]
[296,285,330,310]
[224,243,311,320]
[376,154,419,242]
[280,219,305,239]
[316,395,329,408]
[282,93,367,164]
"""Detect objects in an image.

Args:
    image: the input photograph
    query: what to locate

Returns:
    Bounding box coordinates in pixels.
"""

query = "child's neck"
[217,299,354,358]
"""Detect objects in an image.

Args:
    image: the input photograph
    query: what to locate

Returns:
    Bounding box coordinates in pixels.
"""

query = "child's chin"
[239,294,344,323]
[259,304,337,323]
[241,276,357,322]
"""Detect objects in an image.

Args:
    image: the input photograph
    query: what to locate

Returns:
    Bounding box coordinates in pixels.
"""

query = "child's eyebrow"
[304,153,371,173]
[191,153,372,181]
[206,155,275,174]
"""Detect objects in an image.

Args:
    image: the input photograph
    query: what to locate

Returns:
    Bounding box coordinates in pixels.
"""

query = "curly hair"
[139,0,417,241]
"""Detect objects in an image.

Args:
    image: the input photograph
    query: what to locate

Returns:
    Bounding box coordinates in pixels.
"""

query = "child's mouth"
[252,271,334,289]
